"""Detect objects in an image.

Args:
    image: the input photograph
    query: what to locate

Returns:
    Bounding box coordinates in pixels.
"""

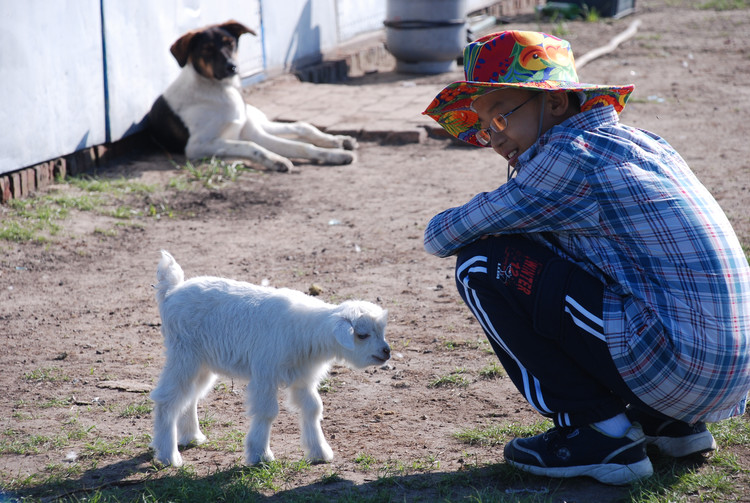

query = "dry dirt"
[1,1,749,501]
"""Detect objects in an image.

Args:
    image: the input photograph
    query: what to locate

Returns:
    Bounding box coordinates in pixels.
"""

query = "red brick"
[53,158,67,180]
[35,162,52,188]
[9,172,21,199]
[0,176,11,204]
[20,168,35,196]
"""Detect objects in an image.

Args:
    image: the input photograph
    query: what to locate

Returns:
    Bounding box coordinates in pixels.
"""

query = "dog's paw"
[325,150,355,165]
[337,135,358,151]
[267,157,294,173]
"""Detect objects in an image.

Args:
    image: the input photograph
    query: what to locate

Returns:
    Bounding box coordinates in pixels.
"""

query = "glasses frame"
[474,93,539,146]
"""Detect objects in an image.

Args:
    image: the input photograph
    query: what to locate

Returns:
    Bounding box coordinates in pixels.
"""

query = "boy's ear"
[548,91,571,117]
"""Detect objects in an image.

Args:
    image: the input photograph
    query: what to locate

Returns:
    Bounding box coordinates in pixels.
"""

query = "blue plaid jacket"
[424,106,750,423]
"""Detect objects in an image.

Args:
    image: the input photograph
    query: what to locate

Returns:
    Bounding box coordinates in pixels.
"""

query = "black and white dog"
[147,20,357,172]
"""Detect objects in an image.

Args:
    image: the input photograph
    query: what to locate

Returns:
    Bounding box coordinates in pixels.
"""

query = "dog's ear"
[334,319,356,351]
[219,20,257,39]
[169,29,198,67]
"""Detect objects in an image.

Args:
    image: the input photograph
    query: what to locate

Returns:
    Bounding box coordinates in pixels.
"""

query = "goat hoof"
[179,432,207,446]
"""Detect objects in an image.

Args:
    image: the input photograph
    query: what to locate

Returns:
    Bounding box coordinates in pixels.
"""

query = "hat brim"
[423,80,635,147]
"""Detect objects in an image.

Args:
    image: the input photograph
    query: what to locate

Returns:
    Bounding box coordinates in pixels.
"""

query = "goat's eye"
[356,332,370,340]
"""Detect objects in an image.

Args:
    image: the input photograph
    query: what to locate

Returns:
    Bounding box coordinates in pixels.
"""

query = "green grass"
[478,362,505,379]
[22,366,70,383]
[175,157,256,189]
[699,0,750,9]
[119,400,153,418]
[428,368,470,388]
[454,420,553,447]
[0,175,157,242]
[0,159,258,242]
[3,412,748,502]
[353,452,377,471]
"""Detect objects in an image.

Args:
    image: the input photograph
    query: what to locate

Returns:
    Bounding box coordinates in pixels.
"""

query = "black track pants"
[455,235,657,427]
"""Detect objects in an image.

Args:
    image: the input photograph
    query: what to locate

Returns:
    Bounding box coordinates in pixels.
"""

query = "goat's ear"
[169,30,197,67]
[334,319,356,351]
[220,20,257,39]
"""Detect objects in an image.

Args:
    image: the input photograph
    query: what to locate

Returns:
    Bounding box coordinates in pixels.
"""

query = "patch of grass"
[38,397,73,409]
[699,0,750,9]
[119,400,152,418]
[354,452,377,471]
[82,434,148,459]
[65,175,156,196]
[0,420,94,456]
[479,362,505,379]
[454,420,553,447]
[709,415,750,445]
[22,367,70,383]
[0,174,158,242]
[428,368,470,388]
[176,157,255,189]
[319,469,344,485]
[581,4,601,21]
[204,429,245,453]
[318,377,339,393]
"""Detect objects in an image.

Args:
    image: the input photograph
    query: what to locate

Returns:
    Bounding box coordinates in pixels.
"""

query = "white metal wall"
[0,0,106,173]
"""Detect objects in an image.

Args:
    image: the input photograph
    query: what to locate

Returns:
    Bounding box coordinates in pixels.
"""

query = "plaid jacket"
[424,106,750,423]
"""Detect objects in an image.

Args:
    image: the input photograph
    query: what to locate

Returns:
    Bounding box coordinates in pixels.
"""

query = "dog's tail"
[154,250,184,304]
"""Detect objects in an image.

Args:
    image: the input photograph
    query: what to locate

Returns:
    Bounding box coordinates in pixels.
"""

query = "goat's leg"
[176,368,216,446]
[245,383,279,464]
[150,355,200,466]
[288,384,333,463]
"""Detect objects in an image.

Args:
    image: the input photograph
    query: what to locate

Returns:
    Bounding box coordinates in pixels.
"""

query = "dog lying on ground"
[150,251,390,466]
[147,20,357,173]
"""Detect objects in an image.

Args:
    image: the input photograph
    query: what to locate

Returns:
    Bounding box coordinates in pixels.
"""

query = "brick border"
[0,132,150,204]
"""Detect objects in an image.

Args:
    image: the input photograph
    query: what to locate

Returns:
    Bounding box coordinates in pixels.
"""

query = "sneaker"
[503,424,653,485]
[628,409,717,457]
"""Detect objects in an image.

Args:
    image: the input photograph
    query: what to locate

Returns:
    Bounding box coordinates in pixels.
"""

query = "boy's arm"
[423,180,598,258]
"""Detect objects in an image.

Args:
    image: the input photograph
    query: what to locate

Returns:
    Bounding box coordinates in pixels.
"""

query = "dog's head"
[170,20,256,80]
[334,301,390,369]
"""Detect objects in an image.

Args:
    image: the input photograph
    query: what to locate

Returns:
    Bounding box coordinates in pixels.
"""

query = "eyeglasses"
[474,93,539,146]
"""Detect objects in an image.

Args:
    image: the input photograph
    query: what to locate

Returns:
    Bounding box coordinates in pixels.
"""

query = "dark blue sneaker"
[503,424,653,485]
[627,409,717,457]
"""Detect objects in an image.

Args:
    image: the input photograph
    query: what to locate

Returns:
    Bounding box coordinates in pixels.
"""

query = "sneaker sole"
[646,430,717,457]
[506,457,654,485]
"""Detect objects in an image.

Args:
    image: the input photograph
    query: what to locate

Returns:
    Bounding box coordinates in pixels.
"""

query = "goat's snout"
[381,345,391,361]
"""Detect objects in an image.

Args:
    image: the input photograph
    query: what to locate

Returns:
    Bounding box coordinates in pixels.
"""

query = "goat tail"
[154,250,184,304]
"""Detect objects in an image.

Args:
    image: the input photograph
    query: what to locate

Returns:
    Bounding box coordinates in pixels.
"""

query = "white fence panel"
[0,0,105,174]
[260,0,339,71]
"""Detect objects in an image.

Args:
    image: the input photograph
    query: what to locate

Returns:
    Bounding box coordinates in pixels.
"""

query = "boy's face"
[472,88,546,167]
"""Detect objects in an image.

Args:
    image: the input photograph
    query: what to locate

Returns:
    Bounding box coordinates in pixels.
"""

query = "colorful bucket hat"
[423,31,635,146]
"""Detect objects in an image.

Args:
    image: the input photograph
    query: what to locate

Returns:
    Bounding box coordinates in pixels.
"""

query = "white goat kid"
[151,251,390,467]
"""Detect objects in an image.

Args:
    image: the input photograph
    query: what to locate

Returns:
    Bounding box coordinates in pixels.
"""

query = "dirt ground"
[1,1,749,501]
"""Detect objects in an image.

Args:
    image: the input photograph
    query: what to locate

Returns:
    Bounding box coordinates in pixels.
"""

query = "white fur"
[163,66,357,173]
[150,250,390,467]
